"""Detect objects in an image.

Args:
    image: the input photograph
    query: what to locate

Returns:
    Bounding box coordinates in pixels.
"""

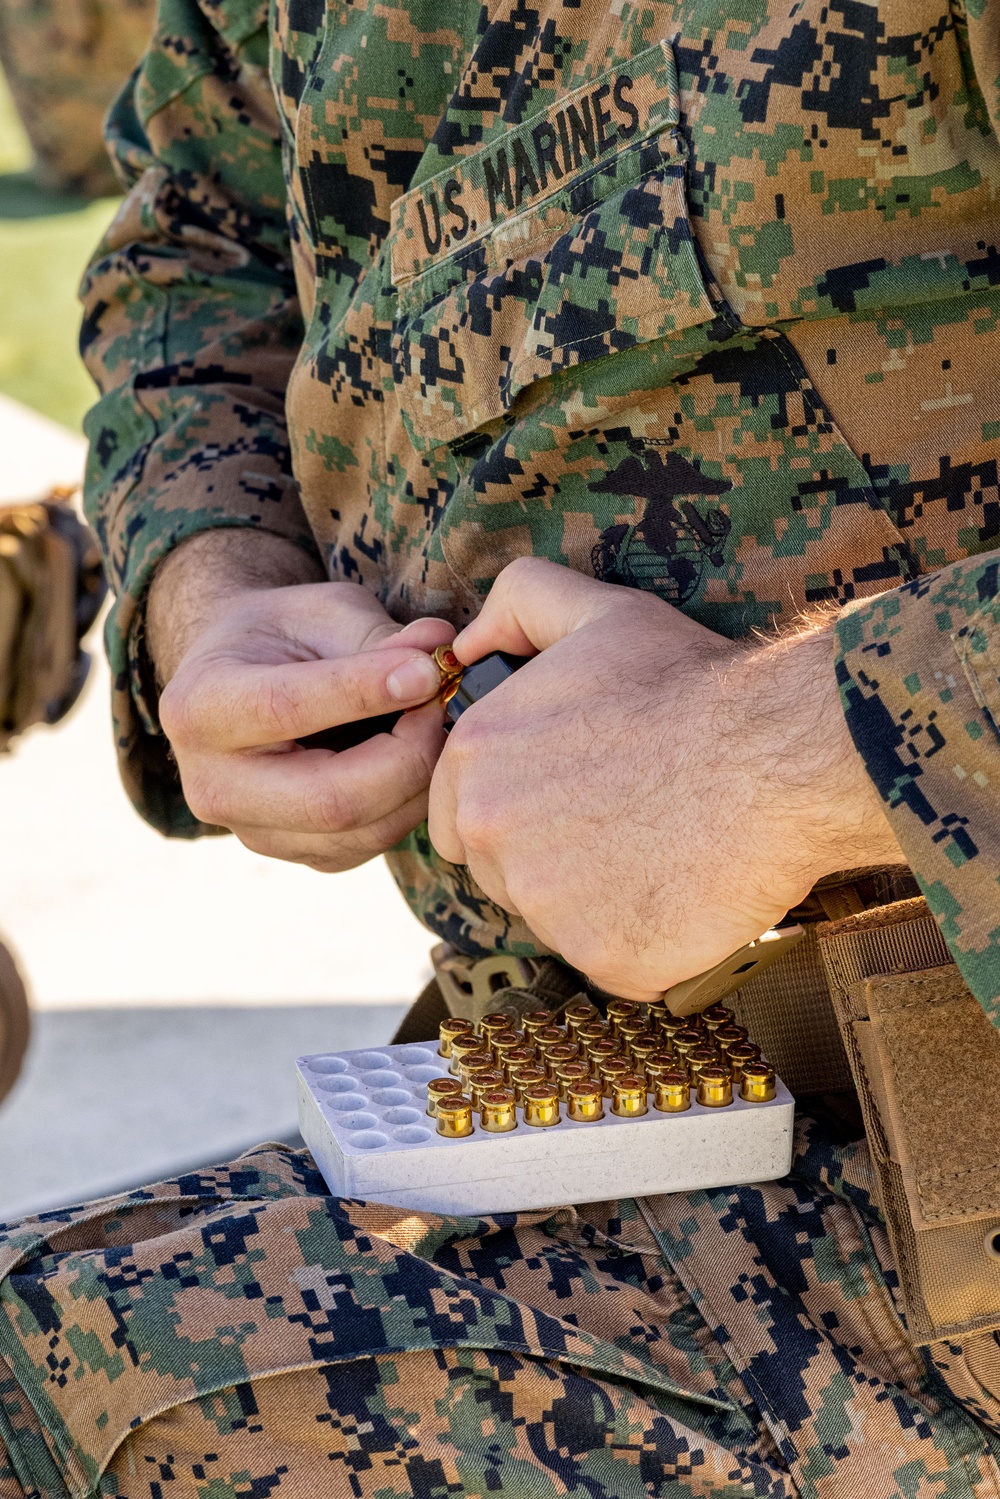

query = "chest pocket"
[387,41,717,450]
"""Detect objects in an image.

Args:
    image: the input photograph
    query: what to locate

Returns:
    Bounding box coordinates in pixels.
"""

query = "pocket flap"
[387,41,718,447]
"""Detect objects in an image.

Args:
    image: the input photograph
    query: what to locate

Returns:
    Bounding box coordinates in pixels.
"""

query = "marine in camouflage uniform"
[3,1,1000,1493]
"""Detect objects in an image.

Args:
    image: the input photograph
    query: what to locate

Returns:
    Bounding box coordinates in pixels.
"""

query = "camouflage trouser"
[1,1113,999,1499]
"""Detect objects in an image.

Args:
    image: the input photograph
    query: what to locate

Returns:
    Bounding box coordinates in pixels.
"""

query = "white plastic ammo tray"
[297,1036,794,1217]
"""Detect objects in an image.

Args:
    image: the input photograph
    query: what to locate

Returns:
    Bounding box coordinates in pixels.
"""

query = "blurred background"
[0,9,430,1219]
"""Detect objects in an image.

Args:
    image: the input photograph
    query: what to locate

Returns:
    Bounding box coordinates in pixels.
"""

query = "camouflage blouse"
[80,0,1000,1013]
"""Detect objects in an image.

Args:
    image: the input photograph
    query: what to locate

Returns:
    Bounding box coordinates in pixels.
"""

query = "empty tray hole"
[372,1088,412,1107]
[350,1131,389,1150]
[393,1126,432,1144]
[383,1106,422,1126]
[309,1056,349,1075]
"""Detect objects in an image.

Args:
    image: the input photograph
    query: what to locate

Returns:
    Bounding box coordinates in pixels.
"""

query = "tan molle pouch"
[819,896,1000,1344]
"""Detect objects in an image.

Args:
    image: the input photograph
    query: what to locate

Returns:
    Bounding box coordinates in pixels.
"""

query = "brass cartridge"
[460,1053,499,1089]
[687,1045,724,1079]
[587,1037,621,1067]
[714,1023,749,1053]
[611,1074,649,1117]
[740,1063,776,1103]
[700,1005,735,1035]
[521,1010,554,1040]
[658,1015,689,1045]
[671,1028,705,1061]
[628,1033,662,1070]
[726,1041,761,1080]
[554,1059,592,1100]
[426,1077,463,1117]
[522,1083,560,1127]
[470,1069,506,1112]
[508,1063,548,1102]
[543,1041,580,1078]
[438,1017,474,1058]
[480,1088,517,1132]
[436,1097,474,1137]
[645,1050,680,1082]
[480,1011,514,1042]
[697,1065,733,1108]
[563,1001,599,1036]
[533,1024,568,1054]
[654,1071,691,1112]
[491,1030,523,1065]
[617,1015,649,1047]
[450,1033,486,1075]
[606,999,640,1033]
[576,1020,607,1052]
[598,1055,633,1096]
[566,1081,604,1122]
[500,1044,537,1077]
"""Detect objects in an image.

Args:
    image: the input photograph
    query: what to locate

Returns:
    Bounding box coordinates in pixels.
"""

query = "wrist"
[146,529,325,686]
[740,621,905,888]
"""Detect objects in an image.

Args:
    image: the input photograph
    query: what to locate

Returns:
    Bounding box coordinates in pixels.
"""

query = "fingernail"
[387,655,441,702]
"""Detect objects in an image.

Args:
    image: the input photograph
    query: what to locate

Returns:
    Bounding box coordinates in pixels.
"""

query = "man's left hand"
[428,558,904,1001]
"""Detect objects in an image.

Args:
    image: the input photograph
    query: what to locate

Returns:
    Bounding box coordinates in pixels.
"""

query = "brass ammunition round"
[460,1052,499,1088]
[522,1083,560,1127]
[500,1044,537,1077]
[658,1015,689,1044]
[480,1011,515,1041]
[438,1017,474,1058]
[606,999,640,1033]
[617,1015,648,1046]
[645,1050,680,1082]
[654,1071,691,1112]
[598,1055,633,1096]
[563,1001,599,1036]
[726,1041,761,1080]
[671,1028,705,1060]
[450,1033,486,1075]
[426,1076,464,1117]
[740,1063,776,1103]
[480,1087,517,1132]
[612,1073,649,1116]
[508,1064,548,1102]
[554,1059,592,1100]
[588,1037,621,1067]
[714,1023,749,1053]
[521,1010,554,1039]
[687,1045,724,1079]
[436,1097,474,1137]
[700,1005,735,1035]
[534,1024,568,1054]
[566,1082,605,1121]
[543,1041,580,1078]
[470,1069,506,1112]
[491,1030,523,1063]
[627,1033,661,1068]
[576,1020,607,1052]
[697,1065,733,1108]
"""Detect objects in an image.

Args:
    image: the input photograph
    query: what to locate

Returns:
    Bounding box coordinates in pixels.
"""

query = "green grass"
[0,71,120,430]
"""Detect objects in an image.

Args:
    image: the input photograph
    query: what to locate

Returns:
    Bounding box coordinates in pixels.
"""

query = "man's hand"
[148,531,454,871]
[428,558,904,1000]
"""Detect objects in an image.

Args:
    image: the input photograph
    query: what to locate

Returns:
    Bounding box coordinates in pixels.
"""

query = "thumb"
[454,558,614,663]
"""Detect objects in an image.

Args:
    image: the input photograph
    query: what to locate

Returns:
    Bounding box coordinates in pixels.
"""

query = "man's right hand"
[147,531,454,872]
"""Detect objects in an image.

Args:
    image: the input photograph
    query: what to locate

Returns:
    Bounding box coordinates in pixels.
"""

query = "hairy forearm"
[146,531,326,687]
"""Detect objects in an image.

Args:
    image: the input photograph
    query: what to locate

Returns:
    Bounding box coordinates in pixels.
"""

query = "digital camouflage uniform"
[3,1,1000,1493]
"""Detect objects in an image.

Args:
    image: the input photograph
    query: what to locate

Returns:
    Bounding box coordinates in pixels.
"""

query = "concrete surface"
[0,1003,407,1220]
[0,395,439,1216]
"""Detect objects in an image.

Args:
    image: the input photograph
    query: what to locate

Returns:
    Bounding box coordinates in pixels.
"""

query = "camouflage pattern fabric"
[79,0,1000,1015]
[2,1118,1000,1498]
[0,0,155,198]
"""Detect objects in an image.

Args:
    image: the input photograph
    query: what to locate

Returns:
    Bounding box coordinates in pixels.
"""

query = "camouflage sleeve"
[79,0,318,836]
[835,555,1000,1021]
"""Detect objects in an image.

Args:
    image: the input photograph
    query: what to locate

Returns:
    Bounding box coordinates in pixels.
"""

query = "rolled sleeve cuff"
[834,558,1000,1020]
[87,406,321,837]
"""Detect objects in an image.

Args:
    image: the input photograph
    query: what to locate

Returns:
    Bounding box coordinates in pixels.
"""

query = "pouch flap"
[863,964,1000,1230]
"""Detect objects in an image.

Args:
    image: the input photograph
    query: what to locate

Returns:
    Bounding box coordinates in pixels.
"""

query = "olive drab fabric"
[0,0,156,198]
[5,1127,1000,1499]
[80,0,1000,1019]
